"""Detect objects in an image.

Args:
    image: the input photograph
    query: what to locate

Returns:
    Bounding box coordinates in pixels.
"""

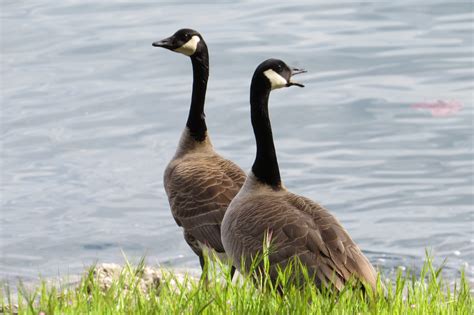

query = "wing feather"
[226,190,377,290]
[165,154,245,254]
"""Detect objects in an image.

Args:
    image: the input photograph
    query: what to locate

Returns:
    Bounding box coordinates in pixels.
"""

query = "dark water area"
[1,0,473,286]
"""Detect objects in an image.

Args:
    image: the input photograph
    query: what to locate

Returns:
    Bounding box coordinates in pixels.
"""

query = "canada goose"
[152,29,246,279]
[221,59,378,291]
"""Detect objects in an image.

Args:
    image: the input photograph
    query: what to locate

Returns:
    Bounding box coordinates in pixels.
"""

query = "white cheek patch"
[263,69,288,90]
[174,35,200,56]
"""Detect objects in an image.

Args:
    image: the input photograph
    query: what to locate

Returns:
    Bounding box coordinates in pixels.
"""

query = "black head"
[252,58,306,90]
[152,28,204,57]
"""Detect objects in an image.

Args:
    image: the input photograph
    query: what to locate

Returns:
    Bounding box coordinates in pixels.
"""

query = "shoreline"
[1,263,201,314]
[1,260,471,314]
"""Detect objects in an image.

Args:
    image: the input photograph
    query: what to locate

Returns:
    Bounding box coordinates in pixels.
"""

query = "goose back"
[165,129,246,257]
[222,174,377,291]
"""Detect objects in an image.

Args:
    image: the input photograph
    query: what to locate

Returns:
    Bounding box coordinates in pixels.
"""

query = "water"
[1,0,473,285]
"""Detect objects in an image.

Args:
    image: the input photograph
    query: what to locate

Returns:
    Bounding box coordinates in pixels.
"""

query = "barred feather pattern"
[222,173,377,291]
[164,130,246,259]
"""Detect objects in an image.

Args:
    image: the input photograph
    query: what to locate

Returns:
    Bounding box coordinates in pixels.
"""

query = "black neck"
[186,45,209,142]
[250,79,281,188]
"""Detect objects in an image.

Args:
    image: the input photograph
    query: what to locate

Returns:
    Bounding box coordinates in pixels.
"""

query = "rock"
[0,264,200,312]
[89,263,198,295]
[0,303,18,315]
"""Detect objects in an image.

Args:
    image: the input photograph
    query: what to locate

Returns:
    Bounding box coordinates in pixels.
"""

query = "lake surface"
[2,0,473,286]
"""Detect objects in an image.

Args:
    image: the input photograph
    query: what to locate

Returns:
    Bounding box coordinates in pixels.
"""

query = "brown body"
[164,129,246,261]
[222,173,377,291]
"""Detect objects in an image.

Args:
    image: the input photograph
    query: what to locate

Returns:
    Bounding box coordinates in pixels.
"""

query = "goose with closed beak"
[152,29,246,280]
[221,58,378,291]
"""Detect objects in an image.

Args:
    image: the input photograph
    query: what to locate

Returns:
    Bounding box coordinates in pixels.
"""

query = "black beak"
[287,67,306,88]
[288,82,305,88]
[152,36,174,49]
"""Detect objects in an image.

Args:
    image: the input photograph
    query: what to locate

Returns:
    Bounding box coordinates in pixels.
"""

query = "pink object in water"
[411,100,463,117]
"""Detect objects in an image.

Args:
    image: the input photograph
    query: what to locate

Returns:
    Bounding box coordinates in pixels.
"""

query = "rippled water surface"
[2,0,473,284]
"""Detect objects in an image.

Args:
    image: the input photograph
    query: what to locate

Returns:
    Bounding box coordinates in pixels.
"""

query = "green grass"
[1,253,472,314]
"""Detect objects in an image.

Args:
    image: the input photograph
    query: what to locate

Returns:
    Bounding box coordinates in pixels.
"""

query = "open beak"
[292,68,307,76]
[152,36,174,49]
[287,67,307,87]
